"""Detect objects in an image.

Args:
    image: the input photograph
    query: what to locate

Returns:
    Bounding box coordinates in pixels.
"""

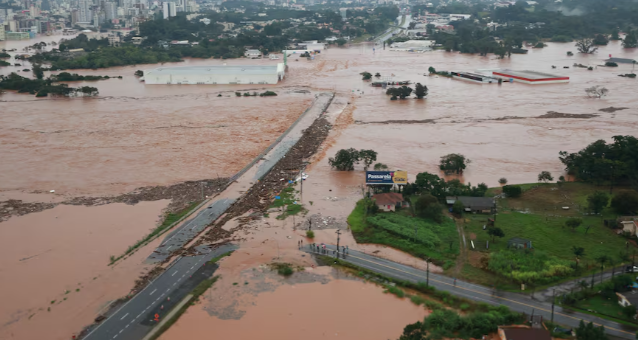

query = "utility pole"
[299,168,303,202]
[201,182,204,200]
[426,258,429,287]
[336,229,341,259]
[590,270,595,289]
[551,289,556,323]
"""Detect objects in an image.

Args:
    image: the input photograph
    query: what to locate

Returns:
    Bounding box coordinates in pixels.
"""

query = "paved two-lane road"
[83,244,236,340]
[305,244,638,339]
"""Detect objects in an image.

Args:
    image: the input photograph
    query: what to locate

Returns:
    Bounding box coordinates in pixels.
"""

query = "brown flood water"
[1,34,637,340]
[160,269,427,340]
[0,200,167,340]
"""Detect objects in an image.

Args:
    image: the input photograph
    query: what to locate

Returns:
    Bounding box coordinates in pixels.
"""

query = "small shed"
[446,196,496,214]
[372,193,409,212]
[507,237,532,249]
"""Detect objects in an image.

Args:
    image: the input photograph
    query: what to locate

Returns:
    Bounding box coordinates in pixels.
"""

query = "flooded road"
[0,200,167,340]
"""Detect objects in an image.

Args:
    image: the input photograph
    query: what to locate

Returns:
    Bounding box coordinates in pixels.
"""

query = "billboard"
[366,171,408,185]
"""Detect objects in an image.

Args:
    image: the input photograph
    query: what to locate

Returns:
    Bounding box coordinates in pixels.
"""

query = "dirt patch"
[535,111,599,119]
[469,232,477,240]
[468,250,486,268]
[599,107,629,113]
[0,178,229,222]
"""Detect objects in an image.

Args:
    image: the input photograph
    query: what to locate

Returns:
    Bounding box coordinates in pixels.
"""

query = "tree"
[575,320,607,340]
[374,163,388,170]
[498,178,508,185]
[134,70,143,77]
[565,217,582,231]
[611,191,638,214]
[585,85,609,98]
[414,83,427,99]
[596,254,610,283]
[428,66,436,74]
[452,200,464,216]
[358,149,378,170]
[360,71,372,80]
[537,171,554,183]
[439,153,470,174]
[575,38,598,54]
[487,227,505,242]
[587,191,609,214]
[374,72,381,78]
[415,194,443,222]
[335,38,347,46]
[32,65,44,80]
[611,30,621,41]
[592,34,609,46]
[623,31,638,48]
[502,185,522,198]
[328,148,360,171]
[573,246,585,258]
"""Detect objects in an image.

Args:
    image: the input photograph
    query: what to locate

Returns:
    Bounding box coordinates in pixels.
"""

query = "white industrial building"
[143,64,286,85]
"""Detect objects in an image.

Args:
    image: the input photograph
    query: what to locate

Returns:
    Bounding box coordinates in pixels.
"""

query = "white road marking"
[120,313,129,320]
[172,271,178,276]
[119,330,123,334]
[166,246,172,251]
[113,335,118,339]
[149,289,157,295]
[173,282,177,286]
[190,266,195,270]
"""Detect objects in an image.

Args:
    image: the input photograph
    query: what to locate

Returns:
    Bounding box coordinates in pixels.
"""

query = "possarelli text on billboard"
[365,171,408,185]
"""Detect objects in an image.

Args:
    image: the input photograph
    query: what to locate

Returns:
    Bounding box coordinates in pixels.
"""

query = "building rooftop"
[145,65,279,76]
[446,196,495,210]
[372,193,405,206]
[494,69,568,80]
[606,57,637,64]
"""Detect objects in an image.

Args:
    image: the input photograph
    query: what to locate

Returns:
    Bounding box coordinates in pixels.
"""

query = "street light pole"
[551,289,556,323]
[336,229,341,259]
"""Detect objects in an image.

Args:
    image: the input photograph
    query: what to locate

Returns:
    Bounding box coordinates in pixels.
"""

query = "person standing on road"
[346,245,349,254]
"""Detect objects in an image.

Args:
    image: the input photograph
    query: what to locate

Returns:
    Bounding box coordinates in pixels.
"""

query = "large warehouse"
[143,64,286,85]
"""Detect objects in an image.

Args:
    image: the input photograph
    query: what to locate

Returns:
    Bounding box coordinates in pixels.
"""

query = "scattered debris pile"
[599,107,629,113]
[0,200,57,222]
[0,178,229,222]
[194,116,333,246]
[535,111,599,119]
[306,213,348,231]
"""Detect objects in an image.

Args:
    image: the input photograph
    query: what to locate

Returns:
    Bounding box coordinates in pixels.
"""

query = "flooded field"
[160,266,427,340]
[0,200,167,340]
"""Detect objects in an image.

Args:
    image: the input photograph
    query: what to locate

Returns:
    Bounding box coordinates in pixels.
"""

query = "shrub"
[306,230,315,238]
[410,295,426,306]
[460,303,470,311]
[259,91,277,96]
[384,285,405,298]
[605,61,618,67]
[235,92,241,97]
[611,191,638,214]
[498,177,507,185]
[503,185,522,198]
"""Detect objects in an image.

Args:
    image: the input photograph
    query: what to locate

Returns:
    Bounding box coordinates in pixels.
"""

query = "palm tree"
[596,255,610,284]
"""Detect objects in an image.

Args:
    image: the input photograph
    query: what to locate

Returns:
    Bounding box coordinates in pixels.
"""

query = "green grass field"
[466,183,630,264]
[574,295,632,322]
[458,182,634,287]
[348,200,459,269]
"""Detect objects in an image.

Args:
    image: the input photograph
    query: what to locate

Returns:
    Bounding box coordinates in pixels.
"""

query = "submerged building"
[143,64,286,85]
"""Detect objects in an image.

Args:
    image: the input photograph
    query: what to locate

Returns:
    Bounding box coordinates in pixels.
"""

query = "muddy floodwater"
[160,268,427,340]
[1,33,637,340]
[0,200,167,340]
